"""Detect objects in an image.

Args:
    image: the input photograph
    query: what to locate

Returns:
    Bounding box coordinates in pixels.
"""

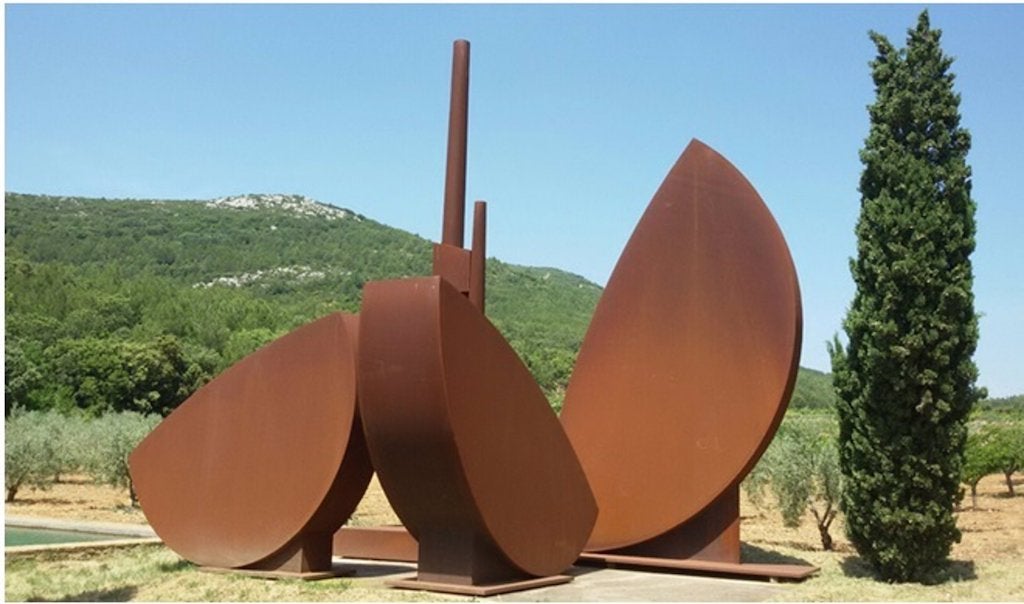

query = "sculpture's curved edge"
[727,255,803,491]
[667,137,806,506]
[129,312,364,570]
[562,138,804,552]
[358,276,595,583]
[356,277,485,546]
[435,278,597,577]
[251,313,374,566]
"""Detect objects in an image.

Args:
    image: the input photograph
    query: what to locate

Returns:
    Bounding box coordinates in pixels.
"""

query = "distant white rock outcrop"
[193,265,351,289]
[206,194,358,221]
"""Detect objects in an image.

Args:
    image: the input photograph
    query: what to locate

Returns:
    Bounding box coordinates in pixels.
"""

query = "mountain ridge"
[6,191,845,414]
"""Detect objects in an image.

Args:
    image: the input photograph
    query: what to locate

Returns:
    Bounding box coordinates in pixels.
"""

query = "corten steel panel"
[560,139,802,552]
[333,526,419,563]
[129,313,373,569]
[433,243,472,294]
[357,276,597,580]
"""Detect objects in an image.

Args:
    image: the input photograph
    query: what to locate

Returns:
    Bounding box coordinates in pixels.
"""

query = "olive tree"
[84,412,162,506]
[5,408,59,502]
[745,414,842,551]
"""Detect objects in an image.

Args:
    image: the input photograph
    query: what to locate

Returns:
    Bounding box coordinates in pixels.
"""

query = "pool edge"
[5,515,162,557]
[5,536,163,557]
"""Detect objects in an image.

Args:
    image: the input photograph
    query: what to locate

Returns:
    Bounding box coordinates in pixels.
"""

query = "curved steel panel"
[358,276,597,578]
[129,312,371,568]
[560,139,802,551]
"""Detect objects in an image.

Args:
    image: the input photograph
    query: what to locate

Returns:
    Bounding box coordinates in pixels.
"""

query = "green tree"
[5,409,59,502]
[745,414,842,551]
[85,412,161,506]
[986,425,1023,496]
[35,411,92,482]
[829,11,984,582]
[4,339,45,414]
[222,327,280,367]
[50,335,206,416]
[961,426,996,509]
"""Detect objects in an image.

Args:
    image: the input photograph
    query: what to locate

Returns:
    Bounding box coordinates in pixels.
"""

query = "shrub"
[962,427,996,508]
[84,411,161,506]
[745,413,841,550]
[33,411,94,482]
[986,424,1024,496]
[5,408,59,502]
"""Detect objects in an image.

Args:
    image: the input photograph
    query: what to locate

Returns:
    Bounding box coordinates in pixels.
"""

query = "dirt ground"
[738,473,1024,565]
[9,473,1019,564]
[6,471,1022,601]
[4,473,400,528]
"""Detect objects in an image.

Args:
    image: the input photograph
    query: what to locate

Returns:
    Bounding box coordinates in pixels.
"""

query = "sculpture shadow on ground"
[156,558,192,573]
[40,585,138,602]
[739,543,814,567]
[839,555,977,584]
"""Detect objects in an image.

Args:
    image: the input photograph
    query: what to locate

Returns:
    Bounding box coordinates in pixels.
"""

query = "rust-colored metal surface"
[388,573,572,597]
[560,139,803,553]
[432,39,486,313]
[577,484,815,581]
[357,276,597,583]
[469,200,486,311]
[129,313,373,571]
[615,485,741,563]
[334,526,419,563]
[577,552,820,582]
[442,39,470,249]
[432,242,472,295]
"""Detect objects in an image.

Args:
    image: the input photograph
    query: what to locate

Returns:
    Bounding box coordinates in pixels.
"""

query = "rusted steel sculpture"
[560,140,815,580]
[332,38,489,567]
[129,313,373,578]
[432,39,487,312]
[349,39,597,595]
[358,277,597,595]
[131,37,816,592]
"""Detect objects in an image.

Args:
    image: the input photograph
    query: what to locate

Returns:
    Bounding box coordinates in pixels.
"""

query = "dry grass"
[5,472,1023,601]
[348,474,401,527]
[4,473,401,528]
[4,475,146,525]
[740,473,1024,601]
[4,544,469,602]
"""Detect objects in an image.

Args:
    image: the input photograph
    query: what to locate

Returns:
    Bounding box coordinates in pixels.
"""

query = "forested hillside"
[4,192,602,415]
[6,191,842,417]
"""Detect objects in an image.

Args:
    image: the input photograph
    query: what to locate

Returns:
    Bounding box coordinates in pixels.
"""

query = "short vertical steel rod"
[442,39,470,248]
[470,201,487,311]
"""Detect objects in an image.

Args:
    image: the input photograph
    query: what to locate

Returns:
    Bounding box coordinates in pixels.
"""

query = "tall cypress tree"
[829,11,984,582]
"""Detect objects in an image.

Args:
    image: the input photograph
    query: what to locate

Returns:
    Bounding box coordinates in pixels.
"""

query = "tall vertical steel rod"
[470,201,487,311]
[442,39,470,248]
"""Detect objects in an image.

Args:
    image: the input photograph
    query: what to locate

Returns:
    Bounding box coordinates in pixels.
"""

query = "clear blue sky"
[5,4,1023,397]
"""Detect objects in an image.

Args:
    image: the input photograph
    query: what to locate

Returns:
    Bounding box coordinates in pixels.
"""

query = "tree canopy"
[830,11,984,582]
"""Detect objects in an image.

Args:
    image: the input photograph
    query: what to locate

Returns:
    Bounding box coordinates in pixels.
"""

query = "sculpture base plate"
[578,552,818,582]
[333,525,418,562]
[199,564,353,581]
[387,573,572,596]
